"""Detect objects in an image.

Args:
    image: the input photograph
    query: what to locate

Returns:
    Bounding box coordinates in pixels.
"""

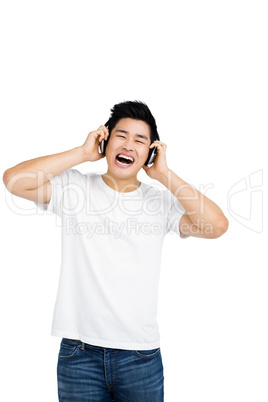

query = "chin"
[110,167,137,178]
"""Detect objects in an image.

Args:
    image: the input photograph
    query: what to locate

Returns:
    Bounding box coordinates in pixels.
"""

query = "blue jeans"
[57,338,164,401]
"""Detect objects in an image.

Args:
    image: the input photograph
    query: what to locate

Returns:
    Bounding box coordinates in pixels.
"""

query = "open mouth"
[115,153,135,168]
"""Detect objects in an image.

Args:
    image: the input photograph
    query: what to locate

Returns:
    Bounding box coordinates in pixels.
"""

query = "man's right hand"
[82,125,110,162]
[3,125,110,204]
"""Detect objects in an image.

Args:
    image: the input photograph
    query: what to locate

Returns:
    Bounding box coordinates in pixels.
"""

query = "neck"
[102,170,141,193]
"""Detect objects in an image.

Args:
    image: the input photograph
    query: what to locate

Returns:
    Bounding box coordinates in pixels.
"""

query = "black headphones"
[99,124,160,166]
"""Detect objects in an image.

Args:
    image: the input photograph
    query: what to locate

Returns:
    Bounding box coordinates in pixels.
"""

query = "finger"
[104,126,109,139]
[97,129,107,141]
[149,140,163,147]
[154,141,166,147]
[152,143,162,149]
[95,131,105,142]
[98,126,109,140]
[151,142,166,149]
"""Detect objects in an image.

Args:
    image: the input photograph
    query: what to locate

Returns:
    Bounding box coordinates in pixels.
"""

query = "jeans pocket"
[134,348,160,359]
[58,340,80,359]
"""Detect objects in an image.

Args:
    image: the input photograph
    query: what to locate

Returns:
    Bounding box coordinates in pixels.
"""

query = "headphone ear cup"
[102,124,110,154]
[145,133,160,165]
[145,146,158,166]
[144,148,154,166]
[102,137,109,155]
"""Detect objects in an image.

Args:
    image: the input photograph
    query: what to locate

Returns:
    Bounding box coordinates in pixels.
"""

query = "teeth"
[117,160,129,166]
[117,154,134,162]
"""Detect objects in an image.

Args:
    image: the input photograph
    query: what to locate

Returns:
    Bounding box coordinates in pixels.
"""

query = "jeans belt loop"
[81,342,85,351]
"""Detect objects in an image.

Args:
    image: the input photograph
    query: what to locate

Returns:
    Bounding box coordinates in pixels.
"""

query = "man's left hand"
[142,140,169,180]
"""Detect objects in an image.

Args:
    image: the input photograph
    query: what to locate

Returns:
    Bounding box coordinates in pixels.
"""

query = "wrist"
[159,168,172,181]
[79,145,90,163]
[157,168,173,191]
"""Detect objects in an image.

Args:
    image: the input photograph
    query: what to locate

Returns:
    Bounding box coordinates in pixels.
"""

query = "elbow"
[3,168,12,191]
[3,168,21,194]
[213,214,229,238]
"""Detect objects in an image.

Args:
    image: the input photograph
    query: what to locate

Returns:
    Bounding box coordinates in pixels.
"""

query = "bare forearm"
[158,168,227,228]
[3,146,86,192]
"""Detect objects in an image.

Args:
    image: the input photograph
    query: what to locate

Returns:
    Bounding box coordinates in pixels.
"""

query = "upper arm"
[179,212,228,239]
[4,168,52,204]
[179,212,203,238]
[6,179,52,204]
[179,212,213,238]
[22,181,52,204]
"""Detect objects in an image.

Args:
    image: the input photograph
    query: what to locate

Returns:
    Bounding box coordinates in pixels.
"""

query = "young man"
[3,100,228,401]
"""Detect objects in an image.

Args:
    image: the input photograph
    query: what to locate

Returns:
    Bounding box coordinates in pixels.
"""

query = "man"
[3,100,228,401]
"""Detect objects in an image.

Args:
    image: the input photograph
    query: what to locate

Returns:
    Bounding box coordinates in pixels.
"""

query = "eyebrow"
[115,129,149,141]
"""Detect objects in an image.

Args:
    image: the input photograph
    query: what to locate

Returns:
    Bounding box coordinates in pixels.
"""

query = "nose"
[123,145,134,152]
[122,138,134,151]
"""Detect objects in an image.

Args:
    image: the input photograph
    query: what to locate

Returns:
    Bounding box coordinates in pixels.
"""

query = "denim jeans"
[57,338,164,401]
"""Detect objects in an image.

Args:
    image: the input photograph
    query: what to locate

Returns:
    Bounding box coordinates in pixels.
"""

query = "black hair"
[103,100,160,157]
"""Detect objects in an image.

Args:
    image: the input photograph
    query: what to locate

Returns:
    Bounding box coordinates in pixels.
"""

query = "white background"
[0,1,267,401]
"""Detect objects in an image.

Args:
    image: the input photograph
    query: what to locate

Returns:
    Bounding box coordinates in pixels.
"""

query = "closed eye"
[117,135,144,144]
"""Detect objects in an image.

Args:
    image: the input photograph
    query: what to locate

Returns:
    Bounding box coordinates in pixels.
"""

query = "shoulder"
[141,181,162,197]
[141,182,175,211]
[57,169,97,184]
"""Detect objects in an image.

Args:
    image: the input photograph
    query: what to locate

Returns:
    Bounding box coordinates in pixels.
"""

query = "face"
[105,118,151,180]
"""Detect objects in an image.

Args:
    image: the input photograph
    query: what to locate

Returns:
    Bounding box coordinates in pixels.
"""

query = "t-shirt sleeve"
[163,189,189,239]
[34,168,82,217]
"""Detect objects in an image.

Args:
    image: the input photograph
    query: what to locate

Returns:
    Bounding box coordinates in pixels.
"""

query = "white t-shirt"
[35,169,188,350]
